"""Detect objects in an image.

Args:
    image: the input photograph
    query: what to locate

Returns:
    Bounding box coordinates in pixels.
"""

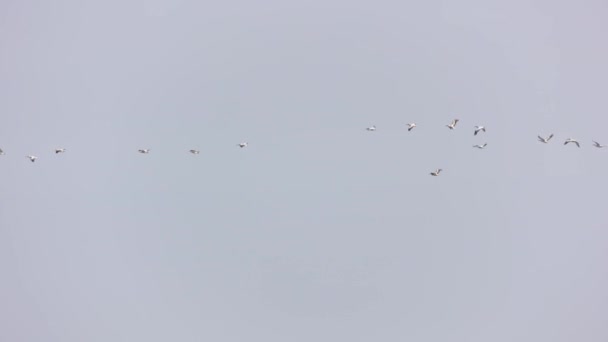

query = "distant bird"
[473,143,488,149]
[366,125,376,132]
[138,149,150,154]
[0,148,4,155]
[237,142,248,148]
[26,155,37,162]
[407,123,416,131]
[189,149,200,154]
[592,141,606,148]
[564,138,580,148]
[55,148,66,154]
[474,126,486,135]
[429,169,442,176]
[538,134,554,143]
[446,119,459,130]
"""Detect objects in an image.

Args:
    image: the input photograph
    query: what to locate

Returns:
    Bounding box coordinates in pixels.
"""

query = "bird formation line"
[2,119,604,176]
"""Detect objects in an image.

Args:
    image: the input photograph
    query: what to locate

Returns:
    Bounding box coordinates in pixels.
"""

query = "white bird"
[26,155,37,162]
[473,143,488,149]
[407,123,416,131]
[430,168,442,176]
[474,125,486,135]
[189,149,200,154]
[55,148,66,154]
[446,119,459,130]
[592,140,606,148]
[538,134,554,143]
[564,138,580,148]
[138,149,150,154]
[366,125,376,131]
[237,142,248,148]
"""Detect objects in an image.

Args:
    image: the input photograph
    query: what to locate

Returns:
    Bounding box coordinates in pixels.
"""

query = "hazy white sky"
[1,0,607,341]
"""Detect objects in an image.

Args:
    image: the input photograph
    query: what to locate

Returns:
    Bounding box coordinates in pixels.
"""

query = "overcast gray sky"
[1,0,608,341]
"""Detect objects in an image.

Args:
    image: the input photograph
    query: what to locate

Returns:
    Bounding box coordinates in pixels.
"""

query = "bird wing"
[575,141,580,147]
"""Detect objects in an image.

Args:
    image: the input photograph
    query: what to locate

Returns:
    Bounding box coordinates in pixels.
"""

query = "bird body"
[55,148,66,154]
[592,141,606,148]
[430,169,442,176]
[238,142,248,148]
[538,134,554,143]
[473,143,488,149]
[366,125,376,131]
[189,149,200,154]
[564,138,580,148]
[446,119,459,130]
[138,149,150,154]
[0,148,4,155]
[26,155,37,162]
[407,123,416,131]
[474,126,486,135]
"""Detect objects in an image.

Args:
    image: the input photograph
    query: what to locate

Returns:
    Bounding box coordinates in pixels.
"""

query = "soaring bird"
[474,126,486,135]
[564,138,580,148]
[366,125,376,132]
[138,149,150,154]
[473,143,488,149]
[407,123,416,131]
[26,155,37,162]
[237,142,248,148]
[592,141,606,148]
[55,148,66,154]
[446,119,459,130]
[189,149,200,154]
[538,134,554,143]
[430,169,442,176]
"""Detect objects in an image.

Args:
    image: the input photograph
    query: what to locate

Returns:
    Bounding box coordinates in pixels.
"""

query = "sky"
[1,0,608,341]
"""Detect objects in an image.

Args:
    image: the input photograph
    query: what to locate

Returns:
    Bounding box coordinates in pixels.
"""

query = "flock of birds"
[2,118,605,176]
[366,118,605,176]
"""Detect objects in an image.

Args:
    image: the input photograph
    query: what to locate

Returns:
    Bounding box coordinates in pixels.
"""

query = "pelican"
[474,126,486,135]
[446,119,459,130]
[429,169,442,176]
[538,134,554,143]
[26,155,37,162]
[138,149,150,154]
[55,148,66,154]
[564,138,580,148]
[473,143,488,149]
[189,149,200,154]
[237,142,248,148]
[407,123,416,131]
[366,125,376,132]
[592,141,606,148]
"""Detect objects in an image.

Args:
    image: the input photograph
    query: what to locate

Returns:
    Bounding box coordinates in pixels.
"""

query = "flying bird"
[138,149,150,154]
[564,138,580,148]
[474,126,486,135]
[473,143,488,149]
[189,149,200,154]
[407,123,416,131]
[26,155,37,162]
[237,142,248,148]
[0,148,4,155]
[592,141,606,148]
[366,125,376,132]
[446,119,459,130]
[538,134,554,143]
[429,169,442,176]
[55,148,66,154]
